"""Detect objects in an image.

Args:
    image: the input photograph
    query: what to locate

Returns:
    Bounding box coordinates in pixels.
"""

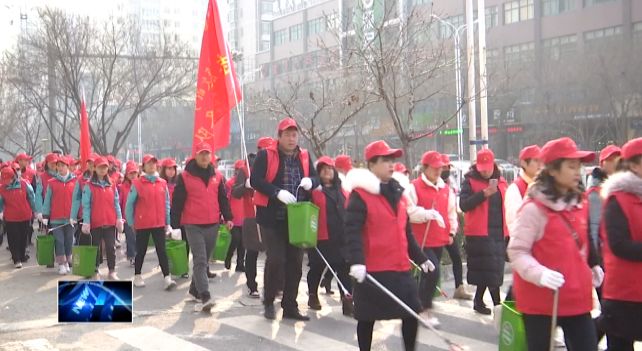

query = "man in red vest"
[250,117,319,321]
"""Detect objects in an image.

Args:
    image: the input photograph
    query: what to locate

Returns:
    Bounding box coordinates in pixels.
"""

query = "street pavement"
[0,235,635,351]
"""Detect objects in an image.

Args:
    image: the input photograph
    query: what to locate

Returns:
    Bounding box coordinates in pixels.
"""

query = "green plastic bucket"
[498,301,527,351]
[166,240,188,276]
[287,202,319,248]
[72,245,98,277]
[36,235,55,266]
[213,226,232,261]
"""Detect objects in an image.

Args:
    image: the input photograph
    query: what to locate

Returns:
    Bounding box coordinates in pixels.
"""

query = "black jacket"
[459,165,505,237]
[250,147,319,228]
[170,159,232,228]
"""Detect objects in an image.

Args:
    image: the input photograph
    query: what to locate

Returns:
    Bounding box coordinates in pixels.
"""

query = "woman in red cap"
[125,155,176,290]
[119,161,139,266]
[459,148,508,314]
[224,159,248,273]
[508,137,601,351]
[0,167,37,268]
[307,156,353,316]
[70,154,97,239]
[597,137,642,350]
[41,156,78,275]
[345,140,432,351]
[34,153,60,218]
[81,156,124,280]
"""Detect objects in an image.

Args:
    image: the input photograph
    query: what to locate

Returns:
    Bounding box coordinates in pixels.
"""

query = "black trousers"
[419,247,443,310]
[225,226,245,267]
[261,222,304,311]
[306,249,351,297]
[245,249,259,291]
[6,221,30,264]
[180,226,190,259]
[134,227,170,277]
[82,226,117,271]
[523,313,597,351]
[357,318,418,351]
[444,239,464,288]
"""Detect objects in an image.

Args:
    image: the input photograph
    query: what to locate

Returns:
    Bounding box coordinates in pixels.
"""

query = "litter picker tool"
[549,288,560,351]
[314,247,351,298]
[47,223,72,233]
[410,260,448,298]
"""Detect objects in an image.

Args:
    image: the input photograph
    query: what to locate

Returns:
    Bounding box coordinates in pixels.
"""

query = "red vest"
[110,172,123,186]
[311,187,349,241]
[39,171,55,198]
[254,146,310,207]
[227,177,245,226]
[601,192,642,303]
[89,182,117,228]
[48,177,77,220]
[514,176,529,199]
[0,180,33,221]
[354,188,411,272]
[131,177,167,230]
[180,171,222,225]
[514,199,593,316]
[75,175,89,220]
[463,177,509,237]
[21,168,36,183]
[411,178,451,248]
[118,181,132,216]
[243,190,256,219]
[167,181,176,203]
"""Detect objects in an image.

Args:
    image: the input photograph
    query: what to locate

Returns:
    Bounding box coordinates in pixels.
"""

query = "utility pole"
[478,0,489,149]
[465,0,477,161]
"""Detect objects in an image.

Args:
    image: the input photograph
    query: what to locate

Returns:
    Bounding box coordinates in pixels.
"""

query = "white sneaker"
[133,274,145,287]
[58,264,67,275]
[14,262,22,269]
[164,276,177,291]
[92,273,101,280]
[64,263,71,274]
[108,272,120,281]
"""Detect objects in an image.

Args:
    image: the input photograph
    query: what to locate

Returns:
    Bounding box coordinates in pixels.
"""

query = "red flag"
[79,95,91,167]
[192,0,242,155]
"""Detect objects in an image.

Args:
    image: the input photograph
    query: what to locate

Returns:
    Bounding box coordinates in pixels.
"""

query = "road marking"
[106,326,209,351]
[0,339,57,351]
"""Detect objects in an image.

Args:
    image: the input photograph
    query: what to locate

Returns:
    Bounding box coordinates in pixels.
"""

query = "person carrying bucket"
[170,142,233,313]
[597,137,642,350]
[308,156,353,316]
[119,161,139,266]
[34,153,60,218]
[224,159,248,273]
[161,157,188,278]
[41,156,77,275]
[344,140,433,351]
[406,151,454,328]
[81,156,124,281]
[508,137,602,351]
[0,167,37,268]
[250,117,319,321]
[126,154,176,291]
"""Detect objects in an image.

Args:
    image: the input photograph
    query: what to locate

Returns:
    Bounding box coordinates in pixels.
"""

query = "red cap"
[15,153,32,162]
[441,154,451,166]
[11,162,20,170]
[277,117,298,132]
[142,154,158,165]
[421,151,446,169]
[317,156,335,168]
[1,167,16,183]
[114,158,122,168]
[94,157,109,168]
[540,137,596,165]
[125,161,138,174]
[621,138,642,160]
[56,156,72,166]
[334,155,353,171]
[195,142,213,154]
[599,145,622,163]
[476,149,496,173]
[364,140,403,161]
[519,145,541,161]
[106,155,116,165]
[393,162,408,174]
[45,153,59,164]
[233,159,246,170]
[88,153,99,162]
[161,158,177,168]
[257,137,274,149]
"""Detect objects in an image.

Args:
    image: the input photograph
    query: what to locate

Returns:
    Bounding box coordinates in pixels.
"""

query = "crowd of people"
[0,116,640,351]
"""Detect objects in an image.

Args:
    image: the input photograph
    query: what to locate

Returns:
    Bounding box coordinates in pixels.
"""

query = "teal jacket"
[0,178,37,214]
[34,170,57,213]
[125,174,170,228]
[42,173,77,225]
[81,178,122,224]
[70,173,90,220]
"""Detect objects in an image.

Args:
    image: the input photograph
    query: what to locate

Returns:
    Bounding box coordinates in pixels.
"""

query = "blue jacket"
[34,170,57,213]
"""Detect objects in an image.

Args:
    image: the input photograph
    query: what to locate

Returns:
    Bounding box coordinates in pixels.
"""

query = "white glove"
[421,260,436,273]
[36,213,43,221]
[277,190,297,205]
[165,225,173,236]
[349,264,367,283]
[592,266,604,288]
[0,212,3,221]
[245,178,252,189]
[539,269,565,290]
[69,218,77,226]
[115,219,124,233]
[299,177,313,191]
[81,223,91,235]
[424,209,445,229]
[42,219,49,226]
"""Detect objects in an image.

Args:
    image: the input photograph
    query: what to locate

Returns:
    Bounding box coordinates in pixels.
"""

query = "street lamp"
[431,14,477,163]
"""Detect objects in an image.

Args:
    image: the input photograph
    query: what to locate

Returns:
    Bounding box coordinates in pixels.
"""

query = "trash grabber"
[420,200,437,250]
[410,260,448,298]
[47,223,71,233]
[549,288,560,351]
[365,274,467,351]
[315,247,351,298]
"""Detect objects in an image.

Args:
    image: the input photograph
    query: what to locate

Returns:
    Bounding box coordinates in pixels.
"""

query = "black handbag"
[242,218,265,252]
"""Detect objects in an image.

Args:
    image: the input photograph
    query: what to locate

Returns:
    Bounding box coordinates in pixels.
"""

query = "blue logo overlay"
[58,281,133,323]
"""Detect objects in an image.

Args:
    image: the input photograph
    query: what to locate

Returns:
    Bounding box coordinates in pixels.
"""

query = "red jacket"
[463,177,509,237]
[0,180,33,221]
[180,171,223,225]
[353,188,411,272]
[601,191,642,303]
[514,199,592,316]
[88,182,117,228]
[48,177,77,220]
[254,146,310,207]
[311,187,349,241]
[131,177,168,230]
[227,177,245,226]
[411,178,451,248]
